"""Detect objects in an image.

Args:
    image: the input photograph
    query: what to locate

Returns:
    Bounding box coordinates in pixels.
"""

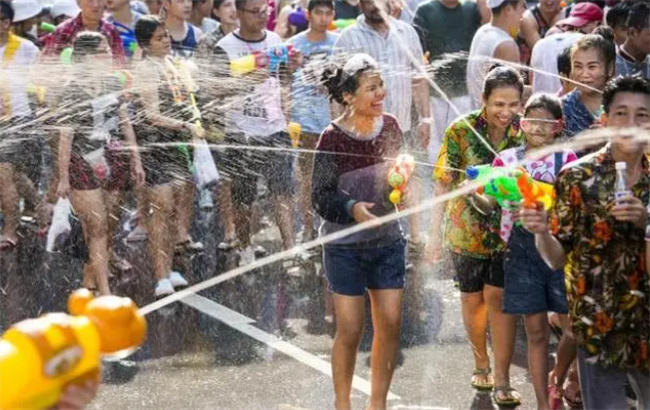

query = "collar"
[619,45,646,65]
[596,143,650,177]
[72,12,106,32]
[233,29,268,43]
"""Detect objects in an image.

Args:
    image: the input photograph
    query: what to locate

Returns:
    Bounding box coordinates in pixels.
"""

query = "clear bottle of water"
[614,162,632,202]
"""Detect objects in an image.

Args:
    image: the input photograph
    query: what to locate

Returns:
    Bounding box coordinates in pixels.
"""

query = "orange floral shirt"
[550,145,650,370]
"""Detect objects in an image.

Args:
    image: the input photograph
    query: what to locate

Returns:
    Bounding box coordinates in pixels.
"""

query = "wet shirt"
[42,13,126,67]
[615,51,650,79]
[562,89,601,138]
[171,23,202,58]
[55,76,125,156]
[312,114,404,246]
[550,145,649,370]
[433,109,525,258]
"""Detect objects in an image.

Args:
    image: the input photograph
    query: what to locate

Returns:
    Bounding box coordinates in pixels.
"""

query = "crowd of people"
[0,0,649,407]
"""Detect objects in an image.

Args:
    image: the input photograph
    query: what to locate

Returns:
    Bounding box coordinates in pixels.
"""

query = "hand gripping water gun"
[465,164,523,208]
[516,168,555,210]
[388,154,415,206]
[0,289,147,410]
[288,122,301,148]
[328,19,355,32]
[230,44,296,77]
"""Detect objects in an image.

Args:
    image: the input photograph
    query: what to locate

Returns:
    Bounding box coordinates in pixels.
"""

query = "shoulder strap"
[554,151,563,176]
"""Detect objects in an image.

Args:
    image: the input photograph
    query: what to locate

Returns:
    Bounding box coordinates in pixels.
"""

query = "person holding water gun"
[313,54,408,410]
[430,66,525,406]
[132,15,204,297]
[471,93,579,410]
[521,76,650,410]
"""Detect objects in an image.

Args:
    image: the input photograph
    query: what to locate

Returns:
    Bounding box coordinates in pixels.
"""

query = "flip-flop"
[0,238,18,251]
[493,386,521,407]
[471,367,494,391]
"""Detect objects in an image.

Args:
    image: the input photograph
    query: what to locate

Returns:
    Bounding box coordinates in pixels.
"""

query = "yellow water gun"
[0,289,147,410]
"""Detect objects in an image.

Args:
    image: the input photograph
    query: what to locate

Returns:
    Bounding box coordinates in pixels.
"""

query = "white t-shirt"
[217,30,287,138]
[466,24,514,109]
[0,36,40,119]
[531,32,582,94]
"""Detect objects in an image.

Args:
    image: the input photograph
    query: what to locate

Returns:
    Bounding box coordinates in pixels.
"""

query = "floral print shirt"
[434,109,525,258]
[550,145,649,370]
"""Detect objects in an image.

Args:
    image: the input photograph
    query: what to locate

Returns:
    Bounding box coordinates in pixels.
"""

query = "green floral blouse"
[434,109,525,258]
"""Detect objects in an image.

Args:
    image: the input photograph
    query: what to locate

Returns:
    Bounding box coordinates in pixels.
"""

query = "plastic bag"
[83,146,111,180]
[46,198,72,252]
[193,140,220,189]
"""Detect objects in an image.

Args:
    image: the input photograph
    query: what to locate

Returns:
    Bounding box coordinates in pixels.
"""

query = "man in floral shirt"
[522,75,650,409]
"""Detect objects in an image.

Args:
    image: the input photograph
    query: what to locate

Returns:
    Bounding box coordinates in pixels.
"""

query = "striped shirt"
[334,15,424,131]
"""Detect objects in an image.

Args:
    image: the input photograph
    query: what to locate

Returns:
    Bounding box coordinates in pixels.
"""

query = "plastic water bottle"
[614,162,632,202]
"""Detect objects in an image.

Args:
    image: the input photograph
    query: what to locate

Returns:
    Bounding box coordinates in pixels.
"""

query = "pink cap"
[556,2,604,28]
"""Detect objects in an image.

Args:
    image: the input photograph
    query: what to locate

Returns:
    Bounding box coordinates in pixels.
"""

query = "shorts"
[502,227,569,315]
[141,144,193,186]
[69,142,131,191]
[323,239,406,296]
[449,251,505,293]
[216,131,294,206]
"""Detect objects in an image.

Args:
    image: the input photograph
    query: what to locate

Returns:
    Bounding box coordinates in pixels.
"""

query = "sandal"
[471,367,494,391]
[0,237,18,251]
[493,385,521,407]
[563,371,583,409]
[548,383,564,410]
[217,238,239,251]
[175,240,205,254]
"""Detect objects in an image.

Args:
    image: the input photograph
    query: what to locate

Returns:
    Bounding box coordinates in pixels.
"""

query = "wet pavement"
[0,193,541,409]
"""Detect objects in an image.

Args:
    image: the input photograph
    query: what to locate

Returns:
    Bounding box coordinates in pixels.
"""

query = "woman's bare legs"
[174,180,195,245]
[148,184,175,281]
[0,163,20,245]
[484,285,517,395]
[525,312,551,410]
[71,189,111,295]
[331,293,365,410]
[217,178,236,243]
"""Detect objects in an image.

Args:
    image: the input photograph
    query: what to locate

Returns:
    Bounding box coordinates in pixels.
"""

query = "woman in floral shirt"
[522,75,650,409]
[432,66,525,405]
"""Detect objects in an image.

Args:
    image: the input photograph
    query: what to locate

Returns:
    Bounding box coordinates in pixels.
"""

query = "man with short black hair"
[522,75,650,410]
[466,0,526,109]
[615,1,650,78]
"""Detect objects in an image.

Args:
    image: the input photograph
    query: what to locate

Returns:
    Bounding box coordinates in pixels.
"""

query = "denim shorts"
[323,239,406,296]
[503,227,569,315]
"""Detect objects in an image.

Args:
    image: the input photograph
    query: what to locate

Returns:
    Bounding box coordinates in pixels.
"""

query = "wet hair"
[557,44,572,76]
[525,93,564,119]
[605,1,631,29]
[135,15,163,49]
[308,0,334,11]
[322,54,380,105]
[602,75,650,114]
[0,0,14,23]
[627,2,649,32]
[570,33,616,72]
[71,31,105,63]
[235,0,249,11]
[592,25,615,44]
[491,0,521,15]
[482,65,524,99]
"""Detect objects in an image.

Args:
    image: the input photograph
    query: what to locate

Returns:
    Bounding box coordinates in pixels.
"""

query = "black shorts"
[448,252,505,293]
[0,120,43,184]
[216,131,294,206]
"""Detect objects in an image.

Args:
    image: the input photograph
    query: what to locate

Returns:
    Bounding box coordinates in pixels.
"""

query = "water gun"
[0,289,147,410]
[120,32,138,57]
[466,164,522,208]
[230,44,296,77]
[516,168,555,210]
[288,122,301,148]
[328,19,355,32]
[388,154,415,206]
[40,22,56,33]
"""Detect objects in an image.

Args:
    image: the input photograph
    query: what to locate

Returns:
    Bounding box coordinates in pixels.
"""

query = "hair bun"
[321,65,345,104]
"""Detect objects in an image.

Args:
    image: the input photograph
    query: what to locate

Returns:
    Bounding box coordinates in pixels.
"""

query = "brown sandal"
[471,367,494,391]
[493,385,521,407]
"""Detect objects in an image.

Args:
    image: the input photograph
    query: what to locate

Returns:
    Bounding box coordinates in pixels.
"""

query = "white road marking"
[181,293,401,401]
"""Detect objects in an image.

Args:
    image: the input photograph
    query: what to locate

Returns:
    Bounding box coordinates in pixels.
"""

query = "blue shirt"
[287,31,338,134]
[106,10,143,58]
[562,89,599,138]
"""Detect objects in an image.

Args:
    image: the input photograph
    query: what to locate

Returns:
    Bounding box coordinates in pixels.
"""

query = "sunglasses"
[520,118,562,133]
